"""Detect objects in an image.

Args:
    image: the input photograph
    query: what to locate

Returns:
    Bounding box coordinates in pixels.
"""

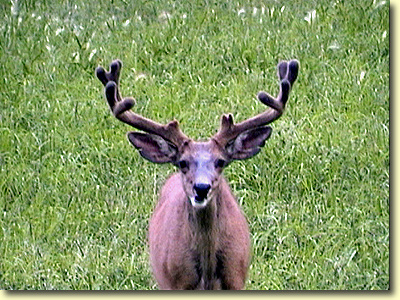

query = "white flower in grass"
[374,0,386,9]
[328,41,341,51]
[357,71,366,85]
[382,30,387,41]
[11,0,19,15]
[159,11,172,23]
[88,49,97,62]
[304,10,317,24]
[55,28,64,36]
[135,73,147,81]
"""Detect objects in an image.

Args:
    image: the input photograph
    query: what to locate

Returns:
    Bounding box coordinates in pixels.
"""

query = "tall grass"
[0,0,389,290]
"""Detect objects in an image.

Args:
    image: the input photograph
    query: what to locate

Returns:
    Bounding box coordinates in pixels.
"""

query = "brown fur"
[149,173,250,290]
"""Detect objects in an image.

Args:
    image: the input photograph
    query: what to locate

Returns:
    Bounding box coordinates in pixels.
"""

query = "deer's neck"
[187,192,221,289]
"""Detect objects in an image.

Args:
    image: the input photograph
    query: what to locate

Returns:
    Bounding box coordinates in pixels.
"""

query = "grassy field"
[0,0,389,290]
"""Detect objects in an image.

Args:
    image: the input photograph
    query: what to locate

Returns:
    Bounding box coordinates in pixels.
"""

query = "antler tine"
[96,60,189,147]
[258,59,299,110]
[96,59,122,87]
[213,59,299,147]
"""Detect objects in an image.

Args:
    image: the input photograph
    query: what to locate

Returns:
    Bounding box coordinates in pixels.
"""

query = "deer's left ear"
[225,126,272,160]
[127,132,179,163]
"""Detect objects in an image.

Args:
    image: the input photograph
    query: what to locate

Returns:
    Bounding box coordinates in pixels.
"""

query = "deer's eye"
[215,159,226,169]
[178,160,189,170]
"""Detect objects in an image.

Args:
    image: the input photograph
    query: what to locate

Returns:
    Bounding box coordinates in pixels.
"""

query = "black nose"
[194,183,211,199]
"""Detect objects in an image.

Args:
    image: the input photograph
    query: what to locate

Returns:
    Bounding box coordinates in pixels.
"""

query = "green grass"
[0,0,389,290]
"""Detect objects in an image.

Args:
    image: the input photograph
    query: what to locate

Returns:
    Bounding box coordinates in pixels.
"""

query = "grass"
[0,0,389,290]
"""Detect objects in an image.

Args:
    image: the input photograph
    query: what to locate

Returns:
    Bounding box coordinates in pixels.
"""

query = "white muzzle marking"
[190,196,209,208]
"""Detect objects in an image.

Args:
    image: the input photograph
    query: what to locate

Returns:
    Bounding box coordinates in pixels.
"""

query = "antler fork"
[212,59,299,147]
[95,60,189,147]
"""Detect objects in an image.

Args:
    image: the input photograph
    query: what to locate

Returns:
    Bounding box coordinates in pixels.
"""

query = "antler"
[96,60,189,147]
[213,59,299,147]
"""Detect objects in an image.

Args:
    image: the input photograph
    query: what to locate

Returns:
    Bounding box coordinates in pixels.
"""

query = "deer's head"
[96,59,299,208]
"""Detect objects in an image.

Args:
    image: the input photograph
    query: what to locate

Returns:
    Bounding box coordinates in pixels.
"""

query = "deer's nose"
[194,183,211,199]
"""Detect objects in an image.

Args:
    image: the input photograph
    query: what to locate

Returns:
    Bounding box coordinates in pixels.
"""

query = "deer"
[96,58,299,290]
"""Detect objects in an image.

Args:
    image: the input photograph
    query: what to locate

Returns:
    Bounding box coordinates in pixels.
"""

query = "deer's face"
[127,127,273,209]
[176,140,228,208]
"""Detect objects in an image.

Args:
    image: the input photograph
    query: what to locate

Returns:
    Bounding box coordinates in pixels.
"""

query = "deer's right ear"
[127,132,179,163]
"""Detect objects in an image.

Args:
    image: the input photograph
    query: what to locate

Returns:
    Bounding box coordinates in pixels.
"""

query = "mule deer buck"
[96,59,299,290]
